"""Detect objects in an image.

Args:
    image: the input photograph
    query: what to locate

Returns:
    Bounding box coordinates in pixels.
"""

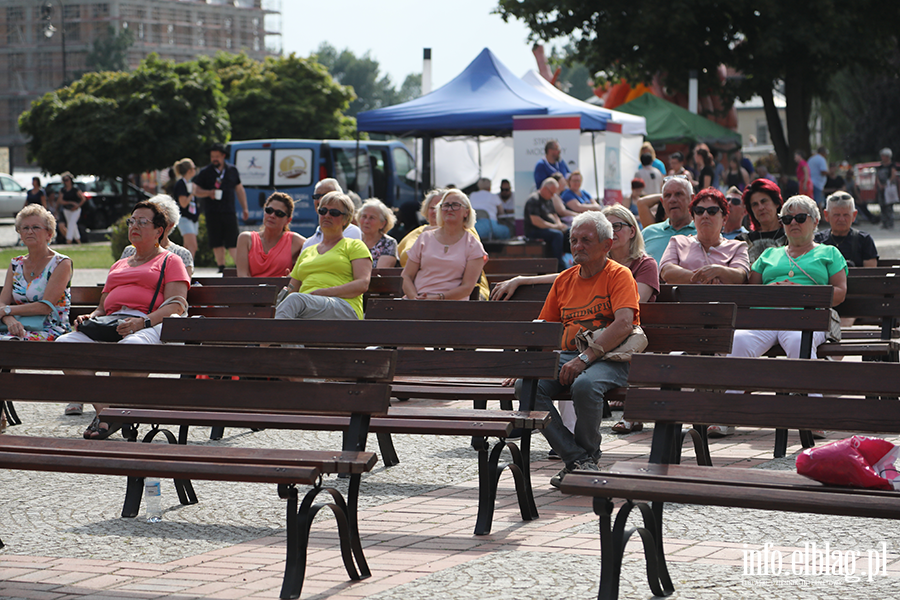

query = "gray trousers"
[274,293,357,321]
[517,351,629,467]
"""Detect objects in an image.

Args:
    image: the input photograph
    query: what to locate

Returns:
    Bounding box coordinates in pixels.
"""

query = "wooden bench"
[0,342,395,599]
[69,285,279,320]
[822,274,899,361]
[560,353,900,600]
[158,317,558,535]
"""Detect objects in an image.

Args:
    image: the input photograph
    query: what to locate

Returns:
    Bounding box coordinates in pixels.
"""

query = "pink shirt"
[102,252,190,315]
[248,231,294,277]
[659,235,750,279]
[407,229,488,297]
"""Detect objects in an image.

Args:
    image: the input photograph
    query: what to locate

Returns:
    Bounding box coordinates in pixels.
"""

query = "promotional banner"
[512,115,581,222]
[602,122,623,206]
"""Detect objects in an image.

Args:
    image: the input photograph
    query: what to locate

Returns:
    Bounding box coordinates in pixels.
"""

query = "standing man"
[524,178,568,271]
[516,211,640,488]
[875,148,897,230]
[722,186,749,239]
[301,178,362,251]
[808,146,829,209]
[192,143,249,273]
[534,140,571,188]
[815,191,879,267]
[640,176,697,262]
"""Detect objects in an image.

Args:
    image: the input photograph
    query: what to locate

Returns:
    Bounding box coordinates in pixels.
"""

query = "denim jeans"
[517,352,630,467]
[526,228,566,271]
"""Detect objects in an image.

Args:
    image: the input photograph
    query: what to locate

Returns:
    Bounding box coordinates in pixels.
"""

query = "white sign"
[512,115,581,221]
[234,148,271,186]
[273,149,313,186]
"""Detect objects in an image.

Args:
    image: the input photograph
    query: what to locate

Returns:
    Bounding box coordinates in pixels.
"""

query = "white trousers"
[62,207,81,242]
[729,329,828,359]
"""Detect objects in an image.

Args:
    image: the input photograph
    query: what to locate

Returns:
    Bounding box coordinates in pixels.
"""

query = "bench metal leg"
[121,425,198,518]
[209,426,225,440]
[3,400,21,426]
[774,428,788,458]
[472,431,539,536]
[376,432,399,467]
[682,425,713,466]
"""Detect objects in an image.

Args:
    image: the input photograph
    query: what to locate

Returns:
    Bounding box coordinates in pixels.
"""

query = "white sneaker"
[707,425,735,438]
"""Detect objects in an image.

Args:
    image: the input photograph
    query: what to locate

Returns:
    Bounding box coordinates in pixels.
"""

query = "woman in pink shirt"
[235,192,305,277]
[401,189,487,300]
[57,201,190,440]
[659,188,750,284]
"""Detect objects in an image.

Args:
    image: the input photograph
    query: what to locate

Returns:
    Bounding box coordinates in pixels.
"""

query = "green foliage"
[495,0,900,170]
[86,24,135,72]
[19,53,230,178]
[547,45,595,102]
[314,43,420,117]
[108,214,130,259]
[211,52,356,140]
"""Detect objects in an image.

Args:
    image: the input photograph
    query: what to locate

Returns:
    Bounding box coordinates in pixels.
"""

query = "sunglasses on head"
[692,205,722,216]
[264,206,288,218]
[780,213,810,225]
[727,196,743,205]
[318,206,346,217]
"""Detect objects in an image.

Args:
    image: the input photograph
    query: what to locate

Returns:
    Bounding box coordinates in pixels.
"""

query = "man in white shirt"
[301,178,362,251]
[469,177,510,240]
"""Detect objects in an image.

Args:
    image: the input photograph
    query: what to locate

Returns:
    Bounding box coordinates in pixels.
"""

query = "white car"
[0,173,27,217]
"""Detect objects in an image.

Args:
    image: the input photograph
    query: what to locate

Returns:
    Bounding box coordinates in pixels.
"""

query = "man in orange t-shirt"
[518,212,640,488]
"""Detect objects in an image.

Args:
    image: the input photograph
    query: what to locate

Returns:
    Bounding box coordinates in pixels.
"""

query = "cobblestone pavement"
[0,397,898,600]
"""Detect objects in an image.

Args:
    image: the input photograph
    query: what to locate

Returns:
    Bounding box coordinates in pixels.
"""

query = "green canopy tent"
[615,93,742,150]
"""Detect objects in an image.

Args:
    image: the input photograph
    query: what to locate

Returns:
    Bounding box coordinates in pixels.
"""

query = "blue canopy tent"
[357,48,609,137]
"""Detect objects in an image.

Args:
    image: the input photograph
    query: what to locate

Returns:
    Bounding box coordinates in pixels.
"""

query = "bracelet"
[439,293,444,300]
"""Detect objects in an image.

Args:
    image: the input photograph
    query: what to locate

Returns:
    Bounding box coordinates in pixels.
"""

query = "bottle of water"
[144,477,162,523]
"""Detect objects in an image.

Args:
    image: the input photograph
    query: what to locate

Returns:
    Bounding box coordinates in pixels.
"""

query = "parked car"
[0,173,28,217]
[46,176,150,230]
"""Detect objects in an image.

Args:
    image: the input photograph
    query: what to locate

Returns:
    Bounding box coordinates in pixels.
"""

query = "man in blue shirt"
[642,175,697,262]
[808,146,829,209]
[534,140,571,188]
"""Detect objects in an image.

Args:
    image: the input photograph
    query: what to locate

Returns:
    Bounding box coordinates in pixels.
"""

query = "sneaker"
[65,403,83,416]
[707,425,735,438]
[549,457,600,488]
[548,448,560,460]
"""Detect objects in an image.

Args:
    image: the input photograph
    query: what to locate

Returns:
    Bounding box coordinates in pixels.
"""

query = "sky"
[279,0,552,92]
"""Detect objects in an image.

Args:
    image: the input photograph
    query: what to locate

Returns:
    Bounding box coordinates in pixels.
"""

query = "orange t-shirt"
[539,259,640,351]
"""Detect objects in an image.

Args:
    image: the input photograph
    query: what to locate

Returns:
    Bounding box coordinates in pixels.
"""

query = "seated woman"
[235,192,305,277]
[561,171,603,213]
[710,195,848,437]
[401,189,488,301]
[550,172,580,226]
[739,178,786,263]
[659,188,750,285]
[357,198,399,268]
[120,194,195,278]
[57,201,190,440]
[275,192,372,320]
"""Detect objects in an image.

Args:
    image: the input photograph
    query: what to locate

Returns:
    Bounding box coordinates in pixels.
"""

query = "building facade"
[1,0,280,169]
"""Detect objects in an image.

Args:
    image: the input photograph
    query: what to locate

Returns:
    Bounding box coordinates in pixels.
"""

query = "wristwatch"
[3,305,10,316]
[143,317,152,329]
[577,352,591,366]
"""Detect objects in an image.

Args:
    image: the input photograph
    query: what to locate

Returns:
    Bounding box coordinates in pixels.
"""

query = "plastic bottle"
[144,477,162,522]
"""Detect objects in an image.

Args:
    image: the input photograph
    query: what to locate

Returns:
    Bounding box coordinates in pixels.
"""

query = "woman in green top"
[274,192,372,320]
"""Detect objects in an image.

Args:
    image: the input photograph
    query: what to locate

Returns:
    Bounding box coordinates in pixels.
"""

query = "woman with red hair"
[659,188,749,284]
[738,178,787,263]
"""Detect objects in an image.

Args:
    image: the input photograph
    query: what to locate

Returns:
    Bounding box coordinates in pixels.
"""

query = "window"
[93,4,110,19]
[330,148,370,194]
[38,53,53,88]
[393,147,416,185]
[755,119,768,145]
[6,7,24,45]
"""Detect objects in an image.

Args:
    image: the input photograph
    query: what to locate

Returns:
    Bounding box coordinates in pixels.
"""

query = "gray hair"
[148,194,180,229]
[826,191,855,212]
[572,210,614,244]
[662,175,693,198]
[358,198,396,233]
[435,189,477,229]
[420,188,446,222]
[540,177,558,191]
[16,204,57,235]
[315,178,342,194]
[477,177,491,191]
[881,148,893,158]
[602,204,645,261]
[319,191,356,228]
[780,195,820,224]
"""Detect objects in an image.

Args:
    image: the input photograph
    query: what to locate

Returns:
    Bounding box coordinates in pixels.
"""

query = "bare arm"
[551,194,579,218]
[636,282,655,302]
[559,307,635,386]
[863,258,878,267]
[176,192,191,209]
[74,292,110,329]
[689,264,748,285]
[637,193,662,228]
[115,280,189,337]
[236,183,249,221]
[375,254,397,268]
[565,198,603,213]
[310,257,372,299]
[235,232,252,277]
[490,273,558,301]
[829,269,848,306]
[401,259,420,298]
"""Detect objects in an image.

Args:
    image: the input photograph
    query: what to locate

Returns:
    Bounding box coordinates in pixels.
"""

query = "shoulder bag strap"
[148,254,169,314]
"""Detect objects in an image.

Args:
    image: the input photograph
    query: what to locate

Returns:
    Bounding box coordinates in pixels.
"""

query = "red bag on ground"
[796,436,900,490]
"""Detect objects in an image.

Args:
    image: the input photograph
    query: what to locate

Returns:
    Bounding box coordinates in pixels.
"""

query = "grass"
[0,243,116,270]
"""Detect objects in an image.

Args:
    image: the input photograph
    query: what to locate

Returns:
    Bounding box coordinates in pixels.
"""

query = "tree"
[496,0,900,171]
[85,24,135,72]
[212,52,356,140]
[547,45,595,102]
[19,53,229,177]
[314,43,420,117]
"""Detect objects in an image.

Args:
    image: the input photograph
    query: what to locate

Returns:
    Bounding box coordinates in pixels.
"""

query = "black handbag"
[78,255,169,342]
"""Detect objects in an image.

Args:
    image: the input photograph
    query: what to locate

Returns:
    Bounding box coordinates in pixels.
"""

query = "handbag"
[0,300,58,334]
[78,255,169,342]
[575,325,649,362]
[885,181,899,205]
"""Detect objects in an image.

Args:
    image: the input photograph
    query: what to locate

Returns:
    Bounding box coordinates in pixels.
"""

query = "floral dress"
[0,252,71,341]
[369,234,399,264]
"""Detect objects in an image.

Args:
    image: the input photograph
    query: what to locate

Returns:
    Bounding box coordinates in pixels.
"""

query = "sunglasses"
[265,206,288,218]
[692,205,722,216]
[780,213,811,225]
[611,222,633,232]
[312,193,326,201]
[318,207,346,217]
[727,196,743,205]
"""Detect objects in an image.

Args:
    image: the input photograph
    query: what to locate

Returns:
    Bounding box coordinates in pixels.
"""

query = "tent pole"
[355,132,361,195]
[423,136,433,191]
[592,131,600,200]
[477,136,482,178]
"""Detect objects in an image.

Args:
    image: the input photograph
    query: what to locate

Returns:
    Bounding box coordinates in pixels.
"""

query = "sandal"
[83,416,101,439]
[88,421,122,441]
[65,403,83,416]
[611,420,643,434]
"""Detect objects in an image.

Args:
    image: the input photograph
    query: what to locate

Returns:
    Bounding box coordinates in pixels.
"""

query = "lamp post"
[41,1,66,86]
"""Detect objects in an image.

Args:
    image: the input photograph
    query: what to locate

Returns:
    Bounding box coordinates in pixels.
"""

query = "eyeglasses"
[611,222,633,232]
[727,196,743,205]
[17,225,46,233]
[312,193,326,201]
[440,202,464,211]
[317,207,346,217]
[265,206,288,218]
[692,206,722,216]
[780,213,811,225]
[126,217,154,228]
